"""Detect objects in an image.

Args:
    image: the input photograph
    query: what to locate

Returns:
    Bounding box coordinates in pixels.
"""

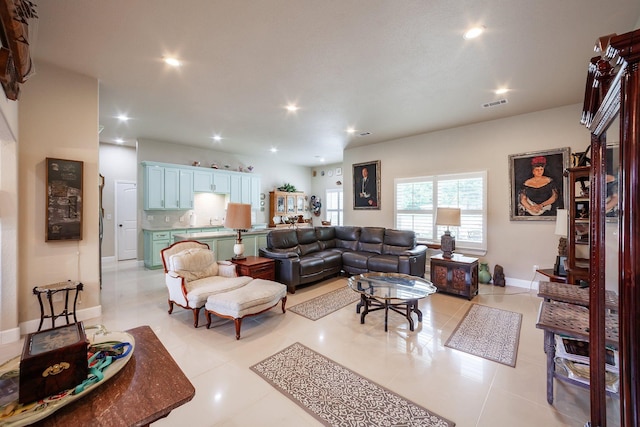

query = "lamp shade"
[554,209,568,237]
[224,203,252,230]
[435,208,461,227]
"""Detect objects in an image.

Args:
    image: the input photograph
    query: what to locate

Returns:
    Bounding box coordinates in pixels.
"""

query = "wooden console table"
[33,325,195,426]
[430,254,478,300]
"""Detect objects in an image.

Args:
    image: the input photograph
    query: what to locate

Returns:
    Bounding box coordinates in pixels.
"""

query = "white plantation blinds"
[395,171,487,251]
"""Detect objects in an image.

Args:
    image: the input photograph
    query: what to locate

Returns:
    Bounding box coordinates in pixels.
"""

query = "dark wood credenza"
[430,254,478,300]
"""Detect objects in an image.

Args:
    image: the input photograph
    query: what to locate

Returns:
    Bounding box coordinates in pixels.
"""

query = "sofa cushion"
[368,254,400,272]
[316,250,343,269]
[184,275,253,306]
[297,228,321,255]
[334,226,360,251]
[267,229,299,250]
[357,227,385,254]
[170,248,219,281]
[316,226,336,249]
[299,255,325,275]
[342,251,376,270]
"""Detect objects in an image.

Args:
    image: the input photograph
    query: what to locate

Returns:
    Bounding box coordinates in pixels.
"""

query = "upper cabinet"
[268,190,307,227]
[142,161,260,210]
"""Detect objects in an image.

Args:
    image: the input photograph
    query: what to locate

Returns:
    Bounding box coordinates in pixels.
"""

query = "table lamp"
[224,203,252,260]
[554,208,568,275]
[436,207,461,259]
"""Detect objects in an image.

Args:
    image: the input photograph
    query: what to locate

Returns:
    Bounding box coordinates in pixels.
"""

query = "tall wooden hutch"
[579,29,640,427]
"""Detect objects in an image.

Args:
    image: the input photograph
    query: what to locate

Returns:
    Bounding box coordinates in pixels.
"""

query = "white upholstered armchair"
[161,240,253,327]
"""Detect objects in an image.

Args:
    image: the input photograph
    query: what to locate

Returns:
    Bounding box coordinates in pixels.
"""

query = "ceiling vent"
[482,99,508,108]
[358,131,372,137]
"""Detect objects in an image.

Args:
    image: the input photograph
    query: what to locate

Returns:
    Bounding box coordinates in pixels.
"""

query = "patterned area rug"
[288,286,360,320]
[251,342,455,427]
[445,304,522,367]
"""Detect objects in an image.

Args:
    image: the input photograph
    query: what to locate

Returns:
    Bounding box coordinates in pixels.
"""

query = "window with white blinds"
[325,189,343,225]
[395,171,487,251]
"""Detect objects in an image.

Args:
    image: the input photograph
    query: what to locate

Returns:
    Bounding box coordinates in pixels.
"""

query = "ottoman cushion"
[205,279,286,318]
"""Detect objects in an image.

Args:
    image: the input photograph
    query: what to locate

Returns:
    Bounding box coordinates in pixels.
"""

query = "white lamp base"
[233,242,245,260]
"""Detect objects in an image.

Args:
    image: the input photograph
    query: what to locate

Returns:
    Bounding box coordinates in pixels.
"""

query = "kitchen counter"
[173,228,269,241]
[142,225,224,232]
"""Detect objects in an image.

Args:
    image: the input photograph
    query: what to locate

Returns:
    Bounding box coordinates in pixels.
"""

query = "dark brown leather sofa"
[259,226,427,293]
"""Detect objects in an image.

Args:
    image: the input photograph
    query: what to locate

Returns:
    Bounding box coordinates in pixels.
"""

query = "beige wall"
[342,103,621,287]
[17,61,101,331]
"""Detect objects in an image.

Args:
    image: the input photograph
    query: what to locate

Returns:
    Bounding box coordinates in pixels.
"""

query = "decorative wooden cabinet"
[268,191,307,227]
[566,166,590,285]
[430,254,478,300]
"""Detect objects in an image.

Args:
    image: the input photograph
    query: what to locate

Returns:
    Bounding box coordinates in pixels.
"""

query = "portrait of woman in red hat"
[509,148,569,220]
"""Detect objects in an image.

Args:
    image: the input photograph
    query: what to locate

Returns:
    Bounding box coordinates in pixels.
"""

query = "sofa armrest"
[165,272,189,307]
[403,245,428,257]
[260,248,299,259]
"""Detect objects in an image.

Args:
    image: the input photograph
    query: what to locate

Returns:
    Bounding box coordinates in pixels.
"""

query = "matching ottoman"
[205,279,287,339]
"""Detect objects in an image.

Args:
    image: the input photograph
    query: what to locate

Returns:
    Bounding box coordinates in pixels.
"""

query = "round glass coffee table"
[347,272,437,331]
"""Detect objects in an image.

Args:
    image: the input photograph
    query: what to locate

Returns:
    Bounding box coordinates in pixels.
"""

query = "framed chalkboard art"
[46,158,83,241]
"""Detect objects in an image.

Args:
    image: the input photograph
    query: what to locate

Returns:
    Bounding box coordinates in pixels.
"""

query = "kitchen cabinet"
[143,230,171,269]
[213,171,230,193]
[193,169,213,192]
[179,169,194,209]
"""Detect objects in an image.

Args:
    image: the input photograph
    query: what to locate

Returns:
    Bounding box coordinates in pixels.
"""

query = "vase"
[478,262,492,284]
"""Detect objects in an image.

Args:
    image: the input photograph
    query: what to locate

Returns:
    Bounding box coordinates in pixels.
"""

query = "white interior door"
[116,181,137,260]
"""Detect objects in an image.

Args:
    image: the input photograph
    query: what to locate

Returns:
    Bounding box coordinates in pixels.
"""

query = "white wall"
[343,103,619,287]
[99,143,137,258]
[17,61,101,330]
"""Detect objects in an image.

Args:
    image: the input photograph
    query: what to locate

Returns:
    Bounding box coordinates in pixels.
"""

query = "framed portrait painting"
[353,160,380,210]
[509,147,570,221]
[46,158,83,241]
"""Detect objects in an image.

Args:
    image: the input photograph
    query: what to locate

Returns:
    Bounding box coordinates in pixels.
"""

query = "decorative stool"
[32,280,84,331]
[205,279,287,339]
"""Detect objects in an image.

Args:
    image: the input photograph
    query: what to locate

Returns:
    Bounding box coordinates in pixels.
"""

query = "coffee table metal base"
[356,294,423,331]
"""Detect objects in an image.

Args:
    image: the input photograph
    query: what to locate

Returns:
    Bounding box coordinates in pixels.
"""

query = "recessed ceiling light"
[117,114,130,121]
[285,104,299,112]
[346,127,356,134]
[495,88,509,95]
[464,26,485,40]
[115,138,124,144]
[211,135,222,142]
[163,57,182,67]
[270,147,278,153]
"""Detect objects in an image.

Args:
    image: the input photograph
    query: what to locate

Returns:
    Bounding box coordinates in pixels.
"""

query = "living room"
[1,2,639,426]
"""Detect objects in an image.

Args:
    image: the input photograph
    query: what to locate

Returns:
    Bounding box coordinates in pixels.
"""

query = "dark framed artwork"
[46,158,83,241]
[509,147,570,221]
[353,160,380,210]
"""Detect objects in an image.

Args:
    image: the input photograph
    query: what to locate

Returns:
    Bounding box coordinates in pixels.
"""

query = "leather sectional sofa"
[259,226,427,293]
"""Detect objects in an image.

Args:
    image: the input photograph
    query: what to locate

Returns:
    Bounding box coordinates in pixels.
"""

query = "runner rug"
[445,304,522,367]
[251,342,455,427]
[288,286,359,320]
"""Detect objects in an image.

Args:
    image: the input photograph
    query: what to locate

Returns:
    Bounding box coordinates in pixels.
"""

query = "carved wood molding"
[0,0,37,100]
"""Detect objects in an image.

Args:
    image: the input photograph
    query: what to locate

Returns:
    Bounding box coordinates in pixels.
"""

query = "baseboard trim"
[0,327,21,344]
[19,305,103,337]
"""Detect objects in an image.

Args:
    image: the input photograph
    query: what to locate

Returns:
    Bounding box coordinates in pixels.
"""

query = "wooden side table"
[230,256,275,280]
[430,254,478,300]
[535,268,568,284]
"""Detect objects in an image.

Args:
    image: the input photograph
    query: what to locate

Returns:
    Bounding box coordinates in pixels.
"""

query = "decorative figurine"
[493,264,505,287]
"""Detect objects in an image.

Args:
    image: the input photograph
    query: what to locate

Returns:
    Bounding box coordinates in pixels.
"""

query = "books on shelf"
[554,335,619,393]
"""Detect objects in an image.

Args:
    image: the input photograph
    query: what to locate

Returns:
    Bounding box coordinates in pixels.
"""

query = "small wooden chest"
[19,322,88,403]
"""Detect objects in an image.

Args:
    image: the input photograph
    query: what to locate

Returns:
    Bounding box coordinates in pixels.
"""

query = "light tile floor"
[2,261,620,426]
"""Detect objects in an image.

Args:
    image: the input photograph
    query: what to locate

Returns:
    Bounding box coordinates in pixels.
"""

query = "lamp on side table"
[225,203,252,260]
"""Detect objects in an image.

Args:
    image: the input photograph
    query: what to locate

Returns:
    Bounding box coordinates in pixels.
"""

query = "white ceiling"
[32,1,639,167]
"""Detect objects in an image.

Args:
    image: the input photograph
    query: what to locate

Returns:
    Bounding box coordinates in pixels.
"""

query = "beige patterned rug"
[288,286,360,320]
[445,304,522,367]
[251,342,455,427]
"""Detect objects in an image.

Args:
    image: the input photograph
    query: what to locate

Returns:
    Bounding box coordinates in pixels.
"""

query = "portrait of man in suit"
[353,161,380,209]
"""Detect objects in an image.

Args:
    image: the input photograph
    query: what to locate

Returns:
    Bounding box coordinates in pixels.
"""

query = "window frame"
[325,188,344,226]
[394,171,487,253]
